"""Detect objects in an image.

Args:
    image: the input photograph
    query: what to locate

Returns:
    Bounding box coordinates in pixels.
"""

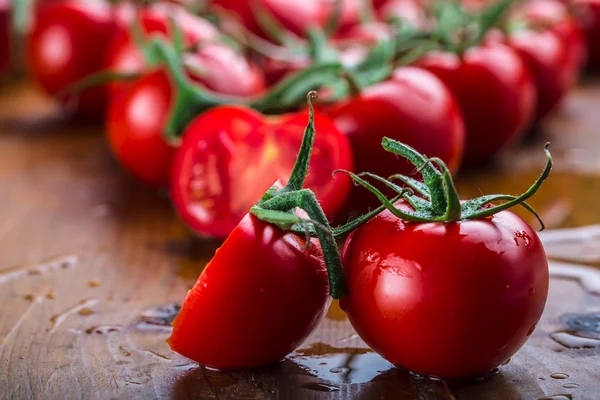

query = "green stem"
[281,92,317,193]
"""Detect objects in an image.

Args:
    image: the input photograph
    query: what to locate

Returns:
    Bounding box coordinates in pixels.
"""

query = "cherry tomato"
[106,42,265,188]
[171,106,353,239]
[103,3,218,97]
[329,67,465,217]
[573,0,600,71]
[0,0,9,77]
[417,43,536,167]
[521,0,587,75]
[27,0,123,119]
[168,213,330,370]
[508,28,575,120]
[106,70,174,187]
[340,200,549,379]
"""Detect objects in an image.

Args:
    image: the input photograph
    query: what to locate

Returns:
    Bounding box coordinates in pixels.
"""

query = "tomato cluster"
[5,0,587,380]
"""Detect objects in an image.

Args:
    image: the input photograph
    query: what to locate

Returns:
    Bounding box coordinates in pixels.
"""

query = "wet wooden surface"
[1,80,600,400]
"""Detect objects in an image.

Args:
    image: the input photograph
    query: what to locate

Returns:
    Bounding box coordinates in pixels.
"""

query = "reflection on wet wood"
[1,82,600,399]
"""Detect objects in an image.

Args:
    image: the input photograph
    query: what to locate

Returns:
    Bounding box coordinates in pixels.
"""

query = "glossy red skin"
[573,0,600,71]
[340,201,549,379]
[329,67,465,217]
[171,106,353,239]
[522,0,588,75]
[168,213,330,370]
[417,44,536,167]
[103,4,218,97]
[508,29,575,120]
[107,70,174,187]
[28,0,122,120]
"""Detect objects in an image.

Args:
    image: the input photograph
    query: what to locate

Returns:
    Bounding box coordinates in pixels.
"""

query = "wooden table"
[1,80,599,400]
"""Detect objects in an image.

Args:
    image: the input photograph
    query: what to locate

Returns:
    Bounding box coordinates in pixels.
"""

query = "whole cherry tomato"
[168,213,330,370]
[340,140,551,379]
[417,43,536,167]
[0,0,9,77]
[572,0,600,71]
[521,0,587,75]
[27,0,124,119]
[168,97,346,370]
[508,28,576,120]
[329,67,465,217]
[171,106,353,239]
[103,3,218,97]
[106,70,174,187]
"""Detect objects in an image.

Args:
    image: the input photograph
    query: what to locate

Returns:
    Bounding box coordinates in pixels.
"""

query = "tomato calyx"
[337,138,553,229]
[249,92,349,299]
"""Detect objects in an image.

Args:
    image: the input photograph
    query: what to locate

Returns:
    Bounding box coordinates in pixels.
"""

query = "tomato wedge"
[171,106,352,239]
[168,213,330,370]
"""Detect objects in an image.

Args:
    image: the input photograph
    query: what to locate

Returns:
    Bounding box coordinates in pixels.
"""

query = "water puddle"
[289,343,394,383]
[549,262,600,295]
[48,298,99,333]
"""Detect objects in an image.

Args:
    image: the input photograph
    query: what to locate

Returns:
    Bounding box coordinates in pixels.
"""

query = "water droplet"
[301,382,340,392]
[78,308,94,316]
[88,280,101,288]
[85,325,123,335]
[560,312,600,333]
[23,294,35,302]
[550,331,600,349]
[562,383,579,389]
[136,303,181,332]
[119,346,131,357]
[550,373,569,379]
[45,290,55,300]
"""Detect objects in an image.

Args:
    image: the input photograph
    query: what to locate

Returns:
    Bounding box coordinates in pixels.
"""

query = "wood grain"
[0,82,599,400]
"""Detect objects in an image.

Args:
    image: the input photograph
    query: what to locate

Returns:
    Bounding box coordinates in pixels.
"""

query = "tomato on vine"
[168,93,353,369]
[338,138,552,379]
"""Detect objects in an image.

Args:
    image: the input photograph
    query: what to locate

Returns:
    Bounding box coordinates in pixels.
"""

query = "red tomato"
[106,43,265,188]
[0,0,9,77]
[417,43,536,167]
[27,0,123,119]
[508,29,576,120]
[171,106,353,239]
[103,4,218,97]
[573,0,600,71]
[106,70,174,187]
[521,0,587,78]
[340,200,549,379]
[329,67,465,217]
[168,213,330,370]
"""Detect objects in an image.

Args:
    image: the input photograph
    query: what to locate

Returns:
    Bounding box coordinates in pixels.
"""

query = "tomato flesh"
[168,213,330,370]
[171,106,352,239]
[340,201,549,379]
